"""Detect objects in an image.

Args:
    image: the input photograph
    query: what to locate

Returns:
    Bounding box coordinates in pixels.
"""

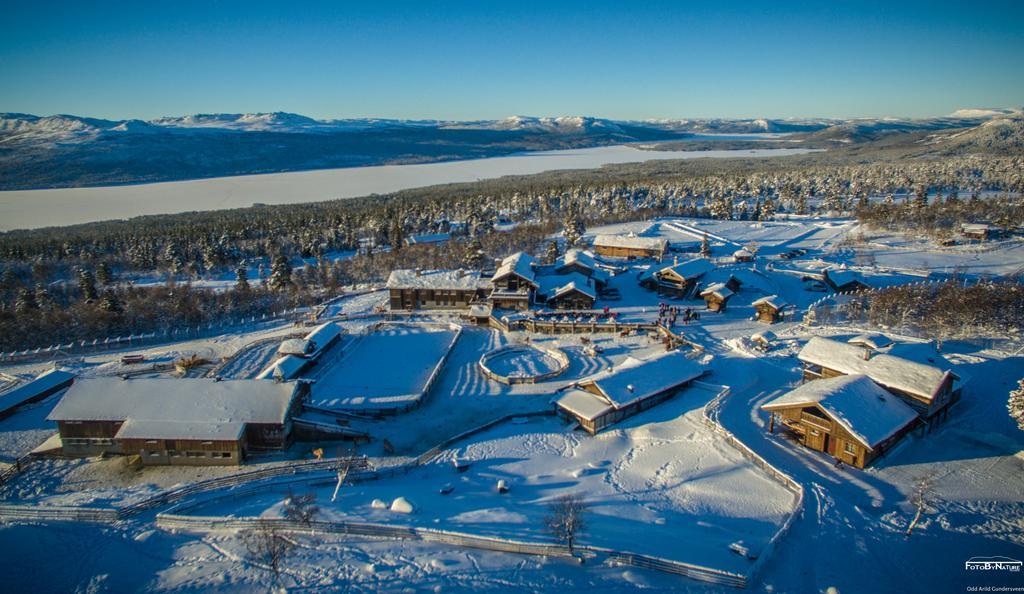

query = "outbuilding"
[752,295,788,323]
[592,234,668,260]
[762,374,918,468]
[556,351,707,434]
[700,282,734,312]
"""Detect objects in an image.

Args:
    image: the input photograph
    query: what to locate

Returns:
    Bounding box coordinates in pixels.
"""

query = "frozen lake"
[0,144,816,231]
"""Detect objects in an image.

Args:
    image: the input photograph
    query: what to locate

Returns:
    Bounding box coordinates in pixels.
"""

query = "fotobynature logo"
[965,557,1023,572]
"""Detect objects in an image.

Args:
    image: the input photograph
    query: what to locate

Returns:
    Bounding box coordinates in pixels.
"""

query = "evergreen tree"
[98,289,122,313]
[269,255,293,291]
[389,216,404,252]
[34,284,53,309]
[96,262,114,286]
[235,265,250,292]
[1009,378,1024,432]
[462,238,487,269]
[544,240,560,265]
[796,194,808,215]
[700,233,712,258]
[563,211,585,246]
[15,288,38,313]
[78,268,98,301]
[762,196,777,220]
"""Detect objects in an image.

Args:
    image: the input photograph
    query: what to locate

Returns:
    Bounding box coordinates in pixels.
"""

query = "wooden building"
[797,336,962,420]
[961,223,992,241]
[556,351,706,434]
[554,249,610,288]
[489,252,538,311]
[537,272,597,310]
[48,378,304,466]
[639,257,716,297]
[822,268,870,293]
[592,234,668,260]
[699,282,734,312]
[762,375,918,468]
[387,269,490,310]
[0,368,75,420]
[752,295,788,323]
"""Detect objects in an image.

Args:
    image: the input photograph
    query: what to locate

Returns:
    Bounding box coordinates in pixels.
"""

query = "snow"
[555,389,613,421]
[592,234,668,252]
[387,269,485,291]
[574,350,706,409]
[389,496,416,514]
[0,145,816,231]
[494,252,537,285]
[700,282,734,300]
[308,323,459,411]
[751,295,788,309]
[47,377,297,430]
[0,368,74,417]
[762,374,918,448]
[798,337,953,402]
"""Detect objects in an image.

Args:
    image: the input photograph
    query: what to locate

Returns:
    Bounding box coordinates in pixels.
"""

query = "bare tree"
[906,473,936,536]
[283,489,319,526]
[544,494,589,555]
[241,521,294,584]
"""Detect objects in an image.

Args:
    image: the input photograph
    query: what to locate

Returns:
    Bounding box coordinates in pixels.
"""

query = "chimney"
[862,347,871,361]
[626,384,635,393]
[674,256,679,266]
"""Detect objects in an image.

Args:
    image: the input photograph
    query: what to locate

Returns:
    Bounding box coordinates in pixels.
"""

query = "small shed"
[751,330,777,351]
[733,248,754,263]
[961,223,991,241]
[700,283,734,312]
[752,295,788,323]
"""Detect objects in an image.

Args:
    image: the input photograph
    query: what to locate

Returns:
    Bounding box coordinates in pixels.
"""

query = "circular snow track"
[478,344,569,385]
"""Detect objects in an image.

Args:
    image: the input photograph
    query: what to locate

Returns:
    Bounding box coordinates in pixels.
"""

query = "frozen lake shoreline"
[0,144,816,231]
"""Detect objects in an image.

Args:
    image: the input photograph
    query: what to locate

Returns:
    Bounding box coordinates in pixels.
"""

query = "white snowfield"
[0,145,816,231]
[0,218,1022,593]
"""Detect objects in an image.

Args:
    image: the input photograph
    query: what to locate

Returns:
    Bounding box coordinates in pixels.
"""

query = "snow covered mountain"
[0,109,1017,189]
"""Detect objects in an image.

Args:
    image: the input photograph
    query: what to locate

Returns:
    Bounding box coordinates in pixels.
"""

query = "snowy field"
[308,323,460,411]
[0,145,815,230]
[190,394,793,575]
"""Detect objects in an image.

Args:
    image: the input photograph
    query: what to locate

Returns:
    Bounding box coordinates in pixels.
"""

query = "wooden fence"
[478,345,570,385]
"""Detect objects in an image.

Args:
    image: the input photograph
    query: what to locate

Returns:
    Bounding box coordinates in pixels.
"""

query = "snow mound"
[390,497,415,514]
[370,498,388,510]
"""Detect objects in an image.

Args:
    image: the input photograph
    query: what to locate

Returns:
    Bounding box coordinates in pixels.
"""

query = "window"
[844,442,857,456]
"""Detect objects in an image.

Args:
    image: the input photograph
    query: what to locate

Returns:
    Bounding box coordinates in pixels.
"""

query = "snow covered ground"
[1,215,1022,592]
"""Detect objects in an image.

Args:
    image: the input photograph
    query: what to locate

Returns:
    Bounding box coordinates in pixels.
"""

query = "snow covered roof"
[556,388,614,422]
[798,337,955,402]
[761,375,918,449]
[116,418,246,441]
[405,232,451,245]
[278,338,311,356]
[661,258,716,281]
[752,295,788,310]
[552,280,597,301]
[0,368,75,415]
[537,272,593,298]
[848,334,893,351]
[556,249,597,272]
[752,331,777,343]
[386,268,486,291]
[304,321,342,349]
[48,378,298,439]
[257,354,308,380]
[493,252,537,285]
[961,223,990,233]
[734,248,754,258]
[592,234,668,252]
[700,282,734,300]
[578,350,705,409]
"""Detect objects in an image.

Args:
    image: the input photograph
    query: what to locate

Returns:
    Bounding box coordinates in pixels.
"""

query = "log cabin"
[592,234,668,260]
[700,282,734,312]
[537,272,597,309]
[47,378,305,466]
[961,223,991,241]
[761,374,919,468]
[556,351,707,434]
[733,248,755,263]
[639,257,716,297]
[822,268,871,293]
[553,249,611,288]
[489,252,539,311]
[387,269,491,310]
[752,295,788,323]
[797,336,962,420]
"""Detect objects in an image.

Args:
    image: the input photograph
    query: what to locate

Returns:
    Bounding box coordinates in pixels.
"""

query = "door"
[804,428,825,451]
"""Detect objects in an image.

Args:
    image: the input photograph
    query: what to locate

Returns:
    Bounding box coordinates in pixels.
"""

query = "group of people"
[657,302,701,327]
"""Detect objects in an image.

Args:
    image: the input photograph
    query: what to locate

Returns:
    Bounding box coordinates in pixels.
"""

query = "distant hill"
[0,109,1016,190]
[920,116,1024,155]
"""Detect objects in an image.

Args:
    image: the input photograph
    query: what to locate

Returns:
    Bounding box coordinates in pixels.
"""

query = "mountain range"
[0,109,1020,190]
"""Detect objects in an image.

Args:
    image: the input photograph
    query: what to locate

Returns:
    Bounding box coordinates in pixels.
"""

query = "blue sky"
[1,1,1022,120]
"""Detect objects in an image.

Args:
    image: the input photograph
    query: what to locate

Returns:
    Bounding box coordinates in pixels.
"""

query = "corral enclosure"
[309,323,460,412]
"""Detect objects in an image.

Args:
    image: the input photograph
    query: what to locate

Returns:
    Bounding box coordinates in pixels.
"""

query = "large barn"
[761,374,919,468]
[556,351,707,433]
[592,234,668,260]
[797,336,962,420]
[387,269,491,310]
[48,378,305,465]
